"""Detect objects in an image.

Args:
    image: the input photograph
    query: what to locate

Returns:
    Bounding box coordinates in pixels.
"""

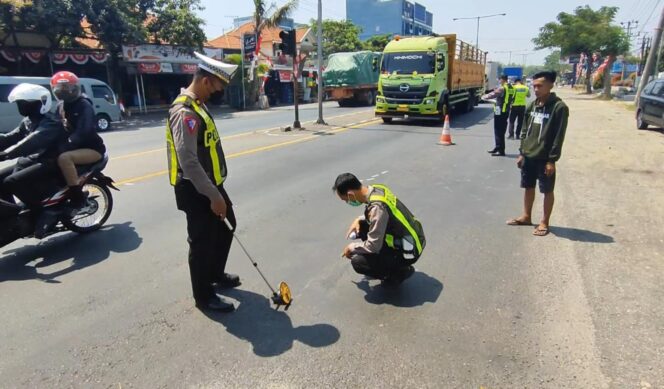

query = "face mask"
[346,193,362,207]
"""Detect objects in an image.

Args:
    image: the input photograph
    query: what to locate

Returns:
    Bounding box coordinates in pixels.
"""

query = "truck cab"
[375,35,485,123]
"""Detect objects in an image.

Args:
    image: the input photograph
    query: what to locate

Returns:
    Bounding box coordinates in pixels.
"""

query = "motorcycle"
[0,154,118,248]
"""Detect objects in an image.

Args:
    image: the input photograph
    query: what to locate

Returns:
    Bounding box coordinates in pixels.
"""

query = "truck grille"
[382,84,429,104]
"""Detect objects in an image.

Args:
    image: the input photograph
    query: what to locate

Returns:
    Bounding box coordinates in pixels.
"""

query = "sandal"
[506,218,532,226]
[533,225,549,236]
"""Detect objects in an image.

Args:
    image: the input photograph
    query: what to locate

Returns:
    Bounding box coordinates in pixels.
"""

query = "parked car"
[0,76,122,133]
[636,78,664,129]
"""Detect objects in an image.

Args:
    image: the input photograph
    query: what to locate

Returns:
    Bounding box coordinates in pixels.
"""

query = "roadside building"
[347,0,433,41]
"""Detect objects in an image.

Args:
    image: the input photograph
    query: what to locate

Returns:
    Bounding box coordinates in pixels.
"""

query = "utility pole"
[452,13,506,49]
[621,20,639,38]
[316,0,326,124]
[495,50,528,65]
[637,6,664,103]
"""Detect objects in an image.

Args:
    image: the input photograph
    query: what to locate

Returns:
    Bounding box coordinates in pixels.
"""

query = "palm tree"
[249,0,298,105]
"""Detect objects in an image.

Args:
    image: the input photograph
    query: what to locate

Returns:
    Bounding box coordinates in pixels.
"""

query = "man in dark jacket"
[506,71,569,236]
[0,84,66,207]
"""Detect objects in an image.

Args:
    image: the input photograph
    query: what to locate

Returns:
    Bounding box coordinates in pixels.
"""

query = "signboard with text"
[123,45,222,63]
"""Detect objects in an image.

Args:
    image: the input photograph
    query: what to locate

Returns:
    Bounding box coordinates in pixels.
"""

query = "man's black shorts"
[521,157,556,193]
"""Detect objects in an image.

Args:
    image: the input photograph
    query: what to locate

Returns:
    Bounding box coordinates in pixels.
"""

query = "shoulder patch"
[184,114,199,134]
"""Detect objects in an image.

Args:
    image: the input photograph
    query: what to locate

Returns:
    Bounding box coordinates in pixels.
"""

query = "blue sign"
[611,62,638,74]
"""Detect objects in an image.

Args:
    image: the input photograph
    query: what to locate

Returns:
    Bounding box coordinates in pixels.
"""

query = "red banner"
[279,70,292,83]
[23,51,44,63]
[138,63,161,73]
[90,52,108,63]
[0,50,18,62]
[180,63,197,74]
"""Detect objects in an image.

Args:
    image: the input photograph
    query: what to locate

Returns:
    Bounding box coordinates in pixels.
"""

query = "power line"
[637,0,662,33]
[629,0,645,19]
[299,0,345,19]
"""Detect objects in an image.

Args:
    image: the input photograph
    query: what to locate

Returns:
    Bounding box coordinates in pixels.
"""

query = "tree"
[147,0,206,52]
[534,6,629,96]
[0,0,86,48]
[543,50,572,74]
[250,0,298,106]
[83,0,155,93]
[319,19,362,57]
[363,33,391,52]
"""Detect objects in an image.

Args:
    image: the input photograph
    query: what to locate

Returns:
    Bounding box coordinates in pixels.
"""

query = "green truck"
[375,34,486,123]
[323,51,381,107]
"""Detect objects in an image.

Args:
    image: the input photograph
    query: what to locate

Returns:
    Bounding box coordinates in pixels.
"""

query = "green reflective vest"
[512,84,530,107]
[166,95,226,186]
[503,83,515,112]
[366,184,426,258]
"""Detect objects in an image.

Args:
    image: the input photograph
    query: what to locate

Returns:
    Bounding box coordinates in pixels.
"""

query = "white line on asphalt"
[114,118,382,186]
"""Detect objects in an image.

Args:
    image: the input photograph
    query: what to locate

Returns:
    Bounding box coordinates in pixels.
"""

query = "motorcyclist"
[50,71,106,209]
[0,83,66,207]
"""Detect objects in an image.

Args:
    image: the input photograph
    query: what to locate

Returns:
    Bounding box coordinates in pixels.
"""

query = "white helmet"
[7,83,52,114]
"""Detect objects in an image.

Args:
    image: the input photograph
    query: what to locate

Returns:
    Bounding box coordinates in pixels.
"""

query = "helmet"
[7,83,53,115]
[50,71,81,103]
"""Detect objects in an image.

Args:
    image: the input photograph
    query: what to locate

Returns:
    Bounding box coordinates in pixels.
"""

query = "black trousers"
[493,112,509,152]
[174,179,236,303]
[0,159,58,208]
[350,220,410,280]
[0,165,14,203]
[508,106,526,138]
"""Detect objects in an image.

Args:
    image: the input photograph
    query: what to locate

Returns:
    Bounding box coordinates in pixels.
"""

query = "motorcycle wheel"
[61,180,113,233]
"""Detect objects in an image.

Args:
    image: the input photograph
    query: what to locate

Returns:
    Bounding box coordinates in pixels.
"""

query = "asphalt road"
[0,98,655,388]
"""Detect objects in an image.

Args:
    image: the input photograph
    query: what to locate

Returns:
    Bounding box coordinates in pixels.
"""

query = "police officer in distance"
[508,78,531,139]
[166,52,240,312]
[482,75,513,156]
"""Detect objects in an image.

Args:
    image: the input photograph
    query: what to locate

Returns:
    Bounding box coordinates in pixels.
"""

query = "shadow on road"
[0,222,142,283]
[203,288,340,357]
[353,271,443,307]
[550,226,614,243]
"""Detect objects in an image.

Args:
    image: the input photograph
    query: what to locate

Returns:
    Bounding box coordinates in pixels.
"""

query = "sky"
[197,0,661,65]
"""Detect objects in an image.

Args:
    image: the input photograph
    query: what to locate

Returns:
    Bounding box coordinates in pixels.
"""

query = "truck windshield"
[381,52,435,74]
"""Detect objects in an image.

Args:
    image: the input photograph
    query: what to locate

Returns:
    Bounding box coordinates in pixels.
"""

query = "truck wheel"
[382,117,393,124]
[466,95,475,112]
[365,91,376,106]
[338,99,348,107]
[438,101,449,123]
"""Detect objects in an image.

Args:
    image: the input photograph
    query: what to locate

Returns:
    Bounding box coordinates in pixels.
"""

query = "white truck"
[485,61,499,93]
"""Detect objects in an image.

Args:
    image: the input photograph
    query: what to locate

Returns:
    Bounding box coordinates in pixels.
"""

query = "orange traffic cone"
[438,115,454,145]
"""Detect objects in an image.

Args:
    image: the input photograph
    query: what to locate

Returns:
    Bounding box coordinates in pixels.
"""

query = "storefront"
[120,44,223,112]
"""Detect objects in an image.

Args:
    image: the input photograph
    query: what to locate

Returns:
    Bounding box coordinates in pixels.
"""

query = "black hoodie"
[519,92,569,162]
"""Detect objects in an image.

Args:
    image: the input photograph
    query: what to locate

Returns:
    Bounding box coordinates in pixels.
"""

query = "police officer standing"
[166,52,240,312]
[482,75,513,156]
[508,78,531,139]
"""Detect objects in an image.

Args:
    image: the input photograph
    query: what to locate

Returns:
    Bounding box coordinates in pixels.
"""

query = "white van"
[0,76,122,133]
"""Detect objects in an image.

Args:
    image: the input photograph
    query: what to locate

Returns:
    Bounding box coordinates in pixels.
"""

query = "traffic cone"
[438,115,454,145]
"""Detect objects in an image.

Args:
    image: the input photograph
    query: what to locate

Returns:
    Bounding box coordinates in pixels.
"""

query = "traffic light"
[279,29,297,56]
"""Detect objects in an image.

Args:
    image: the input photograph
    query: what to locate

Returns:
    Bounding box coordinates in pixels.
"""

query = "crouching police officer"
[334,173,426,285]
[166,52,240,312]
